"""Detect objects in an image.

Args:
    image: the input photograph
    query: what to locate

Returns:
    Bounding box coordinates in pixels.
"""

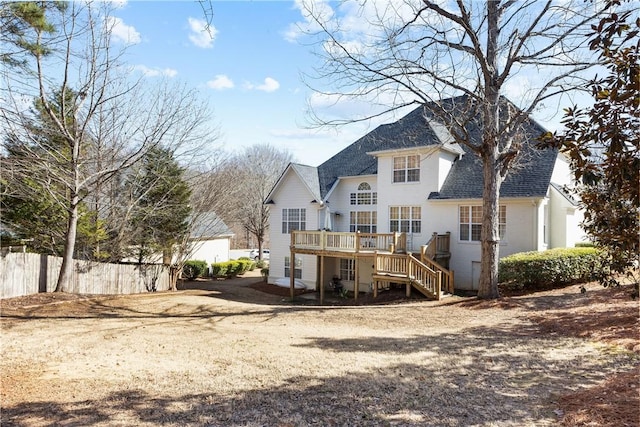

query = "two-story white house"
[265,99,585,301]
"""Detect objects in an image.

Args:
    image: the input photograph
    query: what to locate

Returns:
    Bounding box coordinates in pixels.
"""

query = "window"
[282,208,306,234]
[459,205,506,241]
[350,182,377,205]
[349,211,377,233]
[389,206,421,233]
[393,155,420,183]
[284,256,302,279]
[339,259,355,281]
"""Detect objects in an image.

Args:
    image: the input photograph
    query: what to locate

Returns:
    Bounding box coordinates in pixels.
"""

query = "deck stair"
[373,253,449,300]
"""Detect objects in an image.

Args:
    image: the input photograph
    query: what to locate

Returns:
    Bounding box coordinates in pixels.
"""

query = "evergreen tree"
[128,148,192,264]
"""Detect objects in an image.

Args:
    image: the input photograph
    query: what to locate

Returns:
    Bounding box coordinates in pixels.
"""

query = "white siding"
[267,168,321,289]
[427,199,542,290]
[550,153,574,186]
[189,237,231,267]
[437,151,458,191]
[375,149,446,251]
[326,175,377,233]
[549,186,586,248]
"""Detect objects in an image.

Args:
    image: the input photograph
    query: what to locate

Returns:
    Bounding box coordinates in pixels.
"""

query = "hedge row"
[211,259,255,278]
[182,259,256,280]
[498,247,602,289]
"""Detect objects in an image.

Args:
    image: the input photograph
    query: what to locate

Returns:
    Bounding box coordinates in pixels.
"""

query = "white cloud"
[245,77,280,93]
[256,77,280,92]
[133,65,178,78]
[188,17,217,49]
[106,16,141,45]
[207,75,234,90]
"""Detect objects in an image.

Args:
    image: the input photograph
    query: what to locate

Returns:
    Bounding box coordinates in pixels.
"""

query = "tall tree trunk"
[477,0,502,299]
[478,151,502,299]
[54,198,79,292]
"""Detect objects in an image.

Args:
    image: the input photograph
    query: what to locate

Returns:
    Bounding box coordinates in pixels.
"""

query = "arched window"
[350,182,377,205]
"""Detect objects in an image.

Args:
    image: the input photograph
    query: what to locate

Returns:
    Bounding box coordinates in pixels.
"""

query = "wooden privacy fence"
[0,252,170,299]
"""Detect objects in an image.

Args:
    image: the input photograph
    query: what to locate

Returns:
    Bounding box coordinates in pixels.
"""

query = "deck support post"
[320,255,325,305]
[290,245,295,301]
[354,255,359,301]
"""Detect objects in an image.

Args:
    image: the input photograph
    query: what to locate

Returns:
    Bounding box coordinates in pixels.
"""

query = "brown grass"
[1,273,638,426]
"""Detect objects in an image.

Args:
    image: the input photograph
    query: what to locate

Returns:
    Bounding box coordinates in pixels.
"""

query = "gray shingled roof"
[190,212,234,239]
[291,96,557,201]
[427,106,557,200]
[317,105,446,197]
[290,163,322,203]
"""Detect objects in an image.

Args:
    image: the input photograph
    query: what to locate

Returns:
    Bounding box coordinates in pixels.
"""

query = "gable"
[317,105,447,198]
[266,163,322,205]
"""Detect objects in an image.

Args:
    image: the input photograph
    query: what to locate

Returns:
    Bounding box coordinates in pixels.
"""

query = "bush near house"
[211,259,255,278]
[499,247,603,291]
[238,257,257,271]
[183,260,209,280]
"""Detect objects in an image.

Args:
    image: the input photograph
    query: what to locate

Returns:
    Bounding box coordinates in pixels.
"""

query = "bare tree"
[223,144,292,257]
[166,156,236,290]
[298,0,618,298]
[1,3,216,292]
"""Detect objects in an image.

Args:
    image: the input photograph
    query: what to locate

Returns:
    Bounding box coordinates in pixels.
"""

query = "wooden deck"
[288,231,454,303]
[290,230,407,254]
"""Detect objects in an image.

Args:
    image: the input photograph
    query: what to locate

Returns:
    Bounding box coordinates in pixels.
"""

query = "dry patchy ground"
[1,270,638,427]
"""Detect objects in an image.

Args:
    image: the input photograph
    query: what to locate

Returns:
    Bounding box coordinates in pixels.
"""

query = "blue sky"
[110,1,588,167]
[111,1,358,166]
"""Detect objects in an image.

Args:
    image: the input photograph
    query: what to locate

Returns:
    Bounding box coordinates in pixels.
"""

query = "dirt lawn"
[1,270,638,427]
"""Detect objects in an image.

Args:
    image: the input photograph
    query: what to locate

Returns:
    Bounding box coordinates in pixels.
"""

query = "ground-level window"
[282,208,306,234]
[284,256,302,279]
[339,259,355,281]
[389,206,421,233]
[350,182,377,205]
[349,211,377,233]
[459,205,506,241]
[393,155,420,183]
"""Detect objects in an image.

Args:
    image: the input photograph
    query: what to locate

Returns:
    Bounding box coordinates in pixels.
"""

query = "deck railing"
[420,232,454,294]
[424,232,451,259]
[374,253,441,300]
[291,230,406,253]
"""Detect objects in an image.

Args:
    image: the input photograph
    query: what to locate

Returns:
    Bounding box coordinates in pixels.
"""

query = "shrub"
[211,260,254,278]
[499,247,603,290]
[575,242,596,248]
[235,259,254,275]
[255,259,267,269]
[183,260,208,280]
[237,257,256,271]
[210,262,229,278]
[260,267,269,282]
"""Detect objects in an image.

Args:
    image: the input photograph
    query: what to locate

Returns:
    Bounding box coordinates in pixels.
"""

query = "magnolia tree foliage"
[546,3,639,288]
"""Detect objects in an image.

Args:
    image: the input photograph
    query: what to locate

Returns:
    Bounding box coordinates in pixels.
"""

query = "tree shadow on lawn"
[451,283,640,354]
[2,324,634,427]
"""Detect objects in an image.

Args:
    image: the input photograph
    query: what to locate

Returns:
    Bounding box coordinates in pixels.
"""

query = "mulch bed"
[248,280,427,305]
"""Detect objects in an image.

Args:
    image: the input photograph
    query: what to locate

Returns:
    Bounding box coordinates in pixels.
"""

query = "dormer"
[367,143,463,194]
